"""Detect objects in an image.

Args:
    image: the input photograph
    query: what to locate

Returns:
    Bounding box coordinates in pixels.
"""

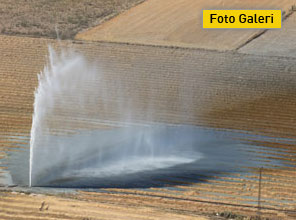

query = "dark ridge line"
[102,190,296,214]
[235,30,267,51]
[72,38,231,55]
[3,28,296,61]
[71,35,296,61]
[236,9,295,51]
[0,32,234,56]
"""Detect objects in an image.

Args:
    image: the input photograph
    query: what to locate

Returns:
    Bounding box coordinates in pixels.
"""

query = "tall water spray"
[29,47,202,187]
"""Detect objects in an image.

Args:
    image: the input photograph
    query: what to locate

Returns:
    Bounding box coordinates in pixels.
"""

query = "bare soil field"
[0,0,144,39]
[76,0,296,50]
[2,35,296,136]
[1,1,296,219]
[0,35,296,219]
[240,12,296,58]
[0,191,209,220]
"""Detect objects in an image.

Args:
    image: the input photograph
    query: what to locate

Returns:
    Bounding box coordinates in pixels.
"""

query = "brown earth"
[0,191,210,220]
[2,34,296,137]
[240,12,296,58]
[76,0,296,50]
[0,0,144,39]
[0,35,296,219]
[1,1,296,219]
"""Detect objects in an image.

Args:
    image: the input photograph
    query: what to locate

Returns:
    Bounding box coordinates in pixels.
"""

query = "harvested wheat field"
[0,191,210,220]
[76,0,296,50]
[1,0,296,220]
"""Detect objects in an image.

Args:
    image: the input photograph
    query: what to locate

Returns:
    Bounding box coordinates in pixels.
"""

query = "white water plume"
[29,47,202,187]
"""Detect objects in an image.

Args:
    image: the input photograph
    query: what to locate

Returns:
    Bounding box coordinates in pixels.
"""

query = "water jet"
[29,47,204,187]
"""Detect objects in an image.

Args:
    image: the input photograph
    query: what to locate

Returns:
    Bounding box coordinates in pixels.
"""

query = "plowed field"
[1,35,296,219]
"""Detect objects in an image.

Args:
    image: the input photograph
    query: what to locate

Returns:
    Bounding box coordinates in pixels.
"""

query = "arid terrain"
[1,0,296,219]
[240,12,296,58]
[0,0,144,39]
[76,0,296,50]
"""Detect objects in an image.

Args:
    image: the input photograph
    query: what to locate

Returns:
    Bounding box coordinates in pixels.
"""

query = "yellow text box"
[203,10,282,29]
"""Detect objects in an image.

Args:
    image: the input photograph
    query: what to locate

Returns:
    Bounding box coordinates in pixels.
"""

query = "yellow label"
[203,10,282,29]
